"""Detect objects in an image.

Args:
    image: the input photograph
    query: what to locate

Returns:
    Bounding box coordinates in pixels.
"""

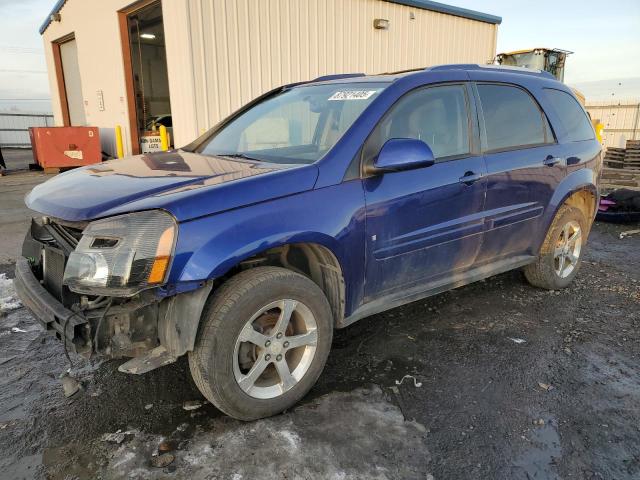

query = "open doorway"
[119,0,172,154]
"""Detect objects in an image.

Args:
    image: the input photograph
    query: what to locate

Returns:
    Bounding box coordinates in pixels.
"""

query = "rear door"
[362,83,487,301]
[472,82,565,262]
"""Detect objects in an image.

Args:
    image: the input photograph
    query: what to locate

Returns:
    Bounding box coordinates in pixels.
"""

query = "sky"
[453,0,640,99]
[0,0,638,112]
[0,0,52,112]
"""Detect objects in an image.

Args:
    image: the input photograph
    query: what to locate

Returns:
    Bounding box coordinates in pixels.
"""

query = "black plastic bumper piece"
[13,257,88,353]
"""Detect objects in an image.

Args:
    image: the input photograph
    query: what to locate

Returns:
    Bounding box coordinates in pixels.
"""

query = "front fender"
[188,230,344,280]
[169,181,367,314]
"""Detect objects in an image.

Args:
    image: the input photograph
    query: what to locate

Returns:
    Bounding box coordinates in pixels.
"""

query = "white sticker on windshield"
[328,90,378,101]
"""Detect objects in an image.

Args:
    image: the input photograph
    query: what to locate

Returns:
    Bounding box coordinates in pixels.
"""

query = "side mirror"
[372,138,435,173]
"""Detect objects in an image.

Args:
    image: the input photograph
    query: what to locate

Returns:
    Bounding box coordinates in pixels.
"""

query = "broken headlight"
[63,210,177,296]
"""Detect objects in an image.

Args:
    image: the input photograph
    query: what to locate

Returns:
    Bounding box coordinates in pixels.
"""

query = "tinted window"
[367,85,470,160]
[478,84,549,151]
[544,88,594,141]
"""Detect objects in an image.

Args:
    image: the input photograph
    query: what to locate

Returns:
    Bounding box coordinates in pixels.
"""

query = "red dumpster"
[29,127,101,169]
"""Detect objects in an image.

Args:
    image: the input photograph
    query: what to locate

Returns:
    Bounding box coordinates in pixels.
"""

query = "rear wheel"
[189,267,333,420]
[524,205,588,290]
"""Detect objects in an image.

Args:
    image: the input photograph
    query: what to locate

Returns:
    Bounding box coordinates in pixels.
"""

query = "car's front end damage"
[14,212,212,374]
[13,149,319,377]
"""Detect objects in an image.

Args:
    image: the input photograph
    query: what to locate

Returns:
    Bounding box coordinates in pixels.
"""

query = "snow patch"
[100,386,431,479]
[278,429,300,451]
[111,449,136,469]
[0,274,22,313]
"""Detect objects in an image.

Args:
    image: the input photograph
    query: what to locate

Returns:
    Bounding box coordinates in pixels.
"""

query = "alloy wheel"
[233,299,318,399]
[553,220,582,278]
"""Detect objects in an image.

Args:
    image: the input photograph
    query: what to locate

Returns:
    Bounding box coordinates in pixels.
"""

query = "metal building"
[40,0,501,156]
[585,99,640,148]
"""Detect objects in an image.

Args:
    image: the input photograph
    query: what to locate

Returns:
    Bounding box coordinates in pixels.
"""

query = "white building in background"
[40,0,501,157]
[585,100,640,148]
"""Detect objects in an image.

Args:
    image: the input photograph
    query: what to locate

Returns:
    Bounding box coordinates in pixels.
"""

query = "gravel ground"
[0,170,55,264]
[0,173,638,479]
[1,148,34,171]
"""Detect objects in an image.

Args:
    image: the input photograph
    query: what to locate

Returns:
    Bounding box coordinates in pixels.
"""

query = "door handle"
[459,171,482,185]
[543,156,564,167]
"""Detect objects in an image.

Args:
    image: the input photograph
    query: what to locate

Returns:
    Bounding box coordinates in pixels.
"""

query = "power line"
[0,98,51,101]
[0,46,44,54]
[0,69,47,74]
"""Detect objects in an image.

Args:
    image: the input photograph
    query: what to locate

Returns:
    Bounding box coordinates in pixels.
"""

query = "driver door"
[362,84,487,301]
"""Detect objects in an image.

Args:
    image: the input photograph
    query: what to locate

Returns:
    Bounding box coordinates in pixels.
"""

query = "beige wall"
[164,0,498,146]
[586,100,640,148]
[43,0,498,154]
[42,0,136,155]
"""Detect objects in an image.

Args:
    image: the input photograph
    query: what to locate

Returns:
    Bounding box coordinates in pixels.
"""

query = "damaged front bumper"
[14,220,213,373]
[14,256,90,355]
[14,256,160,360]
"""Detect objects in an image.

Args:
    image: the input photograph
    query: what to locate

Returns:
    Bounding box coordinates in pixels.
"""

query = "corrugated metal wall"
[0,113,54,148]
[586,100,640,148]
[163,0,498,146]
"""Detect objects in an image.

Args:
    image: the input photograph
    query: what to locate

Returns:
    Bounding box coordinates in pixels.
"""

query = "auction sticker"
[328,90,378,101]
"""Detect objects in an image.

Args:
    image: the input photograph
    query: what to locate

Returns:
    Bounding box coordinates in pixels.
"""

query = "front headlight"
[63,210,177,296]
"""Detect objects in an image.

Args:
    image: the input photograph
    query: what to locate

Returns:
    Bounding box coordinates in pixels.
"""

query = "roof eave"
[39,0,68,35]
[382,0,502,25]
[39,0,502,36]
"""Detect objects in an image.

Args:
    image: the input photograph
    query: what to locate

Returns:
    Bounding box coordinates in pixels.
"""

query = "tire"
[524,205,588,290]
[188,266,333,420]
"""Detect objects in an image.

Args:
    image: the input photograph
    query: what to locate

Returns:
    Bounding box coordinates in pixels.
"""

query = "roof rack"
[311,73,366,82]
[376,67,424,76]
[306,63,555,87]
[427,63,555,79]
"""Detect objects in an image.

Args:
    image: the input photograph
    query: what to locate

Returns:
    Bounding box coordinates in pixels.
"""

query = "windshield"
[501,52,546,71]
[197,82,388,164]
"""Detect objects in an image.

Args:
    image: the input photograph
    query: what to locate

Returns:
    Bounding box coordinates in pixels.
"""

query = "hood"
[26,151,319,222]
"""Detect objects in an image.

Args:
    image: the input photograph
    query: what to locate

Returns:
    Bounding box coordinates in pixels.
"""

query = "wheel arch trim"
[536,170,598,254]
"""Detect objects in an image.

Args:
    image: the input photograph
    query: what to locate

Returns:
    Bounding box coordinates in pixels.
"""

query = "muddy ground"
[0,173,638,479]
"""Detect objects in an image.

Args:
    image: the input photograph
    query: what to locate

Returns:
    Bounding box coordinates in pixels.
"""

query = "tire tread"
[188,266,332,420]
[524,205,587,290]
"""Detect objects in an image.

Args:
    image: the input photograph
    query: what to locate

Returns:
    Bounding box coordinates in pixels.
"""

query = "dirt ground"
[0,173,638,480]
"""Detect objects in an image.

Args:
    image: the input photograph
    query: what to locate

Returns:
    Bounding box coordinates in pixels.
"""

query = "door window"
[365,85,471,162]
[544,88,595,142]
[477,84,551,152]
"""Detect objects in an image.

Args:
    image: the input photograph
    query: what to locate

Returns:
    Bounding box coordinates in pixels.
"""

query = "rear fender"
[534,169,598,253]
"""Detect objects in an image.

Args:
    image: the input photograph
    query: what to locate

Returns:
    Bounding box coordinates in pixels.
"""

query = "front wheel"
[189,267,333,420]
[524,205,588,290]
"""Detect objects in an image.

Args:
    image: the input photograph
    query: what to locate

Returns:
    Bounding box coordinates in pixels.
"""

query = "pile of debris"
[601,139,640,192]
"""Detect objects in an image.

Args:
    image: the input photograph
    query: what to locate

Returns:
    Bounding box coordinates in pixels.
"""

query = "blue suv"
[15,64,601,420]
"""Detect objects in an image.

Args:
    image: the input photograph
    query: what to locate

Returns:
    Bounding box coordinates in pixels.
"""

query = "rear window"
[477,84,551,152]
[544,88,595,142]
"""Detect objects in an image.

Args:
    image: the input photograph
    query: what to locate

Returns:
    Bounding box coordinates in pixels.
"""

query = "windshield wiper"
[216,153,262,162]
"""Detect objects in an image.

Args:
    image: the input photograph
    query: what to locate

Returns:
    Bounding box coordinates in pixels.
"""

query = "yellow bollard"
[595,122,604,144]
[159,125,169,151]
[115,125,124,159]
